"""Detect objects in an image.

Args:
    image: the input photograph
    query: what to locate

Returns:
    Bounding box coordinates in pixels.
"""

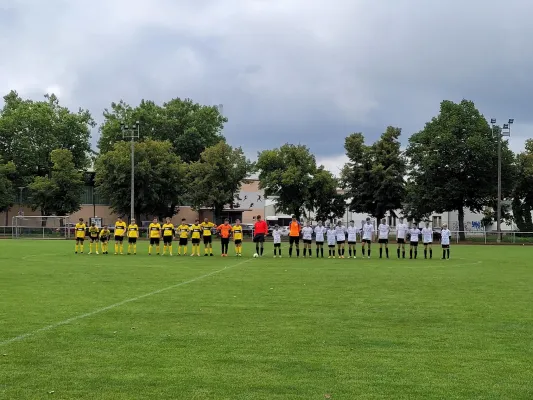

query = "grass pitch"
[1,241,532,399]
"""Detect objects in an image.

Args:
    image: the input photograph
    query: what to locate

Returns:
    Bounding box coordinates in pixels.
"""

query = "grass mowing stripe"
[0,258,251,347]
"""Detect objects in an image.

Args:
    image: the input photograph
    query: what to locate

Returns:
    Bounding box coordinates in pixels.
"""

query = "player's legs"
[79,239,84,253]
[168,239,173,256]
[148,238,153,255]
[367,241,371,258]
[428,243,432,259]
[288,236,294,257]
[295,238,300,257]
[410,244,413,259]
[385,241,388,258]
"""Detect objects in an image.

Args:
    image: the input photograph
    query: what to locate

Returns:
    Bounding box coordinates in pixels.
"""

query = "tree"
[94,140,187,220]
[512,139,533,232]
[257,144,317,220]
[27,149,85,220]
[187,142,254,221]
[405,100,515,239]
[0,91,94,184]
[0,159,16,212]
[341,126,406,220]
[98,98,226,162]
[306,167,346,222]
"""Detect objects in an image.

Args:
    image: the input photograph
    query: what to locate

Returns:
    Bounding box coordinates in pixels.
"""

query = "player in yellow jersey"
[190,219,202,256]
[88,222,100,255]
[200,217,215,256]
[74,218,86,254]
[176,218,190,255]
[99,225,111,254]
[162,217,175,256]
[148,217,162,255]
[232,219,244,256]
[127,219,139,255]
[114,217,127,255]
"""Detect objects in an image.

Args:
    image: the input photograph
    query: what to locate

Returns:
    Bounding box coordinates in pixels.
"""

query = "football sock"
[410,249,413,259]
[303,248,306,257]
[133,244,137,254]
[332,249,335,257]
[353,249,356,257]
[210,247,213,255]
[256,244,260,254]
[379,248,382,258]
[349,249,352,257]
[80,243,84,253]
[260,245,264,255]
[402,250,405,258]
[342,248,345,256]
[75,243,78,253]
[114,243,118,253]
[424,249,427,258]
[328,249,331,256]
[368,249,371,257]
[316,248,319,257]
[89,243,93,253]
[148,245,152,255]
[296,248,300,257]
[362,247,365,256]
[321,248,324,257]
[447,249,450,259]
[414,250,418,259]
[397,248,400,258]
[430,249,433,258]
[120,244,123,254]
[385,248,389,258]
[289,247,293,257]
[168,244,172,255]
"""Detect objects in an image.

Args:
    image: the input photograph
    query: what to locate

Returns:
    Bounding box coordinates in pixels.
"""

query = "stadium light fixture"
[492,117,514,243]
[121,121,140,222]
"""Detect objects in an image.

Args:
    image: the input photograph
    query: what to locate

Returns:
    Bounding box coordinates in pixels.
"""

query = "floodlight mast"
[121,122,140,222]
[491,118,513,242]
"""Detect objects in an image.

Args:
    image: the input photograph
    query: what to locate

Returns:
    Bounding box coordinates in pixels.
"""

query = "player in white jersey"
[272,225,282,257]
[335,220,346,258]
[346,220,359,258]
[421,222,433,259]
[302,221,314,257]
[409,223,421,259]
[314,221,326,258]
[377,218,390,259]
[396,218,408,259]
[326,224,337,258]
[440,223,451,259]
[361,217,374,258]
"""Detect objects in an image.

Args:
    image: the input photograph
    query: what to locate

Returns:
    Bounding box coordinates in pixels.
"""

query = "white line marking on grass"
[0,258,251,347]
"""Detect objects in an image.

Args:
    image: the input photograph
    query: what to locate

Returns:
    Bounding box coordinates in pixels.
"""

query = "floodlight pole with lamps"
[490,118,513,243]
[120,121,140,222]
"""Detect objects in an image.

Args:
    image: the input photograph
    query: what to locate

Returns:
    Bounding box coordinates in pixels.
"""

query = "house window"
[387,215,397,227]
[432,216,442,227]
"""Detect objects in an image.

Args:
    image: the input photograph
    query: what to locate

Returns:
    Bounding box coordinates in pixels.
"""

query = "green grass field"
[1,241,532,400]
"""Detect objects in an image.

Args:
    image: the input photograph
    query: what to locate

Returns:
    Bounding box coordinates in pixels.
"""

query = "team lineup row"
[72,216,452,259]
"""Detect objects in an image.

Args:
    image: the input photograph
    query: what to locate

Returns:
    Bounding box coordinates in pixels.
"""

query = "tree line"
[0,91,532,235]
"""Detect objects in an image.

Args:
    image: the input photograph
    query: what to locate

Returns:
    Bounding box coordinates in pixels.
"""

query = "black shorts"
[150,238,160,245]
[221,237,230,245]
[179,238,188,246]
[337,240,345,245]
[362,239,371,244]
[347,241,356,245]
[235,239,242,245]
[410,241,419,247]
[303,239,312,245]
[128,237,137,244]
[328,244,335,248]
[378,239,388,244]
[203,236,212,245]
[76,237,84,243]
[397,238,405,244]
[192,238,200,245]
[423,242,432,246]
[253,233,265,243]
[163,236,173,244]
[315,241,324,246]
[90,236,98,242]
[100,238,108,243]
[289,236,299,245]
[114,235,123,242]
[442,244,450,249]
[274,243,281,248]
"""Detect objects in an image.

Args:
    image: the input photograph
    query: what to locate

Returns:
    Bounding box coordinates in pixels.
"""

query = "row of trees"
[1,91,532,235]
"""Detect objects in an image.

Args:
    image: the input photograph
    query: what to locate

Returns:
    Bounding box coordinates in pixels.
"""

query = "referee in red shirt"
[253,215,268,257]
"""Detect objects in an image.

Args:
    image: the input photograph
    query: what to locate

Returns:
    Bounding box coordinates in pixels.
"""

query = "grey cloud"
[1,0,533,161]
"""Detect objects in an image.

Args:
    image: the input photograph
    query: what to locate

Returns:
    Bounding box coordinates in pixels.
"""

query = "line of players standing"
[269,216,452,260]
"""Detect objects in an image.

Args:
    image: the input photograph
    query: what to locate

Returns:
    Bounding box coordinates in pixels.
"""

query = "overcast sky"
[1,0,532,174]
